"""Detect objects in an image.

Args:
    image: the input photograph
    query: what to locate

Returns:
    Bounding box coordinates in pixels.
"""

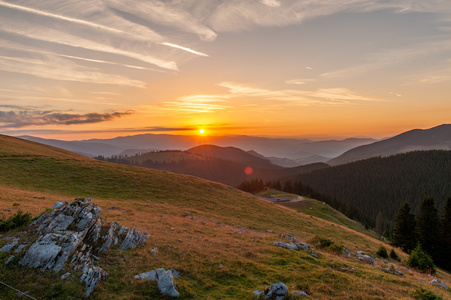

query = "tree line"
[392,197,450,271]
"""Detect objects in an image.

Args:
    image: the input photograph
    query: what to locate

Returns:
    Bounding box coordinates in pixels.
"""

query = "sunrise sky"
[1,0,450,140]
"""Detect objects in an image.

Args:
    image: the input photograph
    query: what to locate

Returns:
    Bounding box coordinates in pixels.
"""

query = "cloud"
[207,0,451,32]
[104,0,218,41]
[0,1,178,70]
[286,78,315,85]
[0,109,132,128]
[159,42,209,57]
[154,82,380,115]
[0,55,147,88]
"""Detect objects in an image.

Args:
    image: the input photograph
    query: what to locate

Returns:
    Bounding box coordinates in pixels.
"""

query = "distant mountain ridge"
[20,134,375,166]
[328,124,451,165]
[97,145,328,186]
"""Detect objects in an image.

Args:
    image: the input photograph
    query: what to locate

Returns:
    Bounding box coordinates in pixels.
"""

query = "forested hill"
[328,124,451,165]
[290,150,451,232]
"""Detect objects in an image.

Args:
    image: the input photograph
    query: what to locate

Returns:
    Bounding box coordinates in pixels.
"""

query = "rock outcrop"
[1,198,148,297]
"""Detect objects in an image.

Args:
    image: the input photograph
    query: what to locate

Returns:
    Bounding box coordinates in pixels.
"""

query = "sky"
[0,0,450,140]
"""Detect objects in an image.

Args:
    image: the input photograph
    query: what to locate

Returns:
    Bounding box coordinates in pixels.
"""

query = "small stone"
[0,239,19,252]
[291,290,309,297]
[52,201,67,209]
[5,256,15,264]
[310,251,319,258]
[61,272,71,280]
[253,290,265,299]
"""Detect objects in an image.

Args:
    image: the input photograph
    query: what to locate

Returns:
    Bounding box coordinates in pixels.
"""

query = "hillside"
[328,124,451,165]
[290,150,451,232]
[97,146,328,186]
[1,135,450,299]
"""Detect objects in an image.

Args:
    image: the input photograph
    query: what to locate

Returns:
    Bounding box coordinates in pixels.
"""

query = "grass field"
[0,135,450,299]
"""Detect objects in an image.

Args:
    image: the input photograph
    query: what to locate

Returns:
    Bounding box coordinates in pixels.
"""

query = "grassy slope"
[0,135,450,299]
[257,190,380,240]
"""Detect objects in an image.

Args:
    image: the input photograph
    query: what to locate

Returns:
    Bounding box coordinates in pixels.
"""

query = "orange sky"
[1,1,450,140]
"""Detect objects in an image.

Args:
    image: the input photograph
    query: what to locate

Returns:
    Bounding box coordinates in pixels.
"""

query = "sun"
[199,128,205,135]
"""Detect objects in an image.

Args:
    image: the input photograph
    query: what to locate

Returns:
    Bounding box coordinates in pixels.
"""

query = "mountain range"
[19,124,451,168]
[20,134,375,166]
[328,124,451,165]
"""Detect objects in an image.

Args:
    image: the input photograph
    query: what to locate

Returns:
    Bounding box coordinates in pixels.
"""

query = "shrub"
[410,288,443,300]
[312,236,344,254]
[407,244,436,274]
[389,249,400,261]
[0,211,33,232]
[376,245,388,258]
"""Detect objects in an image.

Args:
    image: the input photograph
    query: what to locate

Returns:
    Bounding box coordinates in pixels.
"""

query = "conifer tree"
[416,197,439,257]
[437,196,451,270]
[392,201,417,252]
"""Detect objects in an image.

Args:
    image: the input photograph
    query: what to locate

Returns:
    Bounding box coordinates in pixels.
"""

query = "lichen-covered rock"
[359,255,375,265]
[81,264,109,297]
[134,268,179,297]
[431,278,450,290]
[273,241,298,250]
[295,242,311,251]
[265,282,288,300]
[0,238,19,252]
[6,198,148,298]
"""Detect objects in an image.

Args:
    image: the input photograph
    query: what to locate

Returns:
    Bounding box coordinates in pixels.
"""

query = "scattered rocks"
[273,234,312,253]
[342,248,351,257]
[383,266,404,277]
[280,233,299,243]
[273,241,298,250]
[431,278,450,290]
[134,268,180,297]
[356,252,375,265]
[3,198,148,298]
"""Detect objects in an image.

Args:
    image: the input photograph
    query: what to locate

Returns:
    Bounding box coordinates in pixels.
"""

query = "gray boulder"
[273,241,298,250]
[431,278,450,291]
[134,268,179,297]
[0,238,19,252]
[266,282,288,300]
[7,198,148,298]
[295,242,312,251]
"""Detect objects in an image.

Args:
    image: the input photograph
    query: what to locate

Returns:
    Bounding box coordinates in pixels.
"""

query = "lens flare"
[244,166,253,175]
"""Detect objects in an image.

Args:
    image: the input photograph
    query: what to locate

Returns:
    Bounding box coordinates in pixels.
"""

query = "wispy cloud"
[208,0,451,32]
[0,109,132,128]
[0,55,147,87]
[104,0,218,41]
[159,42,209,57]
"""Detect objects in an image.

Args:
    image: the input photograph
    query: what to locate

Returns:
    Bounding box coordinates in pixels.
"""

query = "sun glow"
[199,128,205,135]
